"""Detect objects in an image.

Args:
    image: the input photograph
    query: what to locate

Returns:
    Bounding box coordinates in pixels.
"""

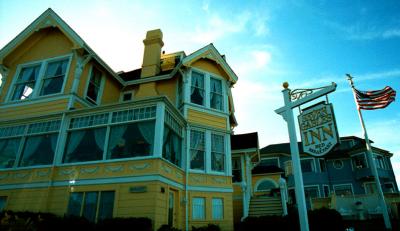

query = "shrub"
[96,217,152,231]
[308,208,344,231]
[158,224,182,231]
[192,224,221,231]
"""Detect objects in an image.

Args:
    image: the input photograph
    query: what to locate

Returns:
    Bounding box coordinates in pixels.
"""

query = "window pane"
[107,121,155,159]
[98,191,115,221]
[40,59,68,96]
[192,197,205,220]
[0,196,7,211]
[83,192,98,222]
[301,159,314,172]
[19,134,58,167]
[210,78,223,110]
[190,72,204,105]
[86,68,102,104]
[63,128,106,163]
[212,198,223,220]
[232,157,242,182]
[67,192,83,217]
[259,158,279,167]
[190,130,205,170]
[0,138,20,169]
[352,155,367,169]
[12,65,40,100]
[334,185,353,196]
[211,134,224,172]
[319,159,326,172]
[163,126,182,166]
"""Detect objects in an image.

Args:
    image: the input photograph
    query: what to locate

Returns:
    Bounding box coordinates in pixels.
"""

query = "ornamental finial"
[283,82,289,89]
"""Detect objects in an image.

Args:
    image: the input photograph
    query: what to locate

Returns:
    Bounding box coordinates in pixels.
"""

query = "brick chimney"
[141,29,164,78]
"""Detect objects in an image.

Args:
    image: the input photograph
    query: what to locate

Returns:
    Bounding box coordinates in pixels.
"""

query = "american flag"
[355,86,396,110]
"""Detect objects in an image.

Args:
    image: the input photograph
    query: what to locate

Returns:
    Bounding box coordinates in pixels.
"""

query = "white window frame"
[351,153,368,170]
[322,184,330,197]
[0,120,62,170]
[187,68,228,113]
[259,157,280,168]
[119,90,135,102]
[6,54,72,102]
[192,197,205,220]
[300,158,315,173]
[189,127,228,175]
[84,64,105,105]
[210,132,225,173]
[212,198,223,220]
[333,184,354,196]
[61,105,158,165]
[304,185,320,198]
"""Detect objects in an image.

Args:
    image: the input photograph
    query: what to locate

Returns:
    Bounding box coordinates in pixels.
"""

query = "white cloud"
[325,21,400,41]
[192,12,251,44]
[202,0,209,12]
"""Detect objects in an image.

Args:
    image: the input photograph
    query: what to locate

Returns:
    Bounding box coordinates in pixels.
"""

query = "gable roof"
[0,8,124,85]
[260,136,392,158]
[182,44,238,84]
[231,132,259,151]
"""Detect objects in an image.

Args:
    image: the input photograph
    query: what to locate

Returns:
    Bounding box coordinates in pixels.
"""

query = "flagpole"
[346,74,392,230]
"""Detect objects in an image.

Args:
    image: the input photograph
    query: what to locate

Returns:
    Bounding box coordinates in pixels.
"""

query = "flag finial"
[346,74,354,87]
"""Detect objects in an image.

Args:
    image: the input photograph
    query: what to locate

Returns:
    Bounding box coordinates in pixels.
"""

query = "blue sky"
[1,0,399,182]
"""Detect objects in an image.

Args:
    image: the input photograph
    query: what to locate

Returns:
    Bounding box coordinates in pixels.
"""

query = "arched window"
[256,179,278,192]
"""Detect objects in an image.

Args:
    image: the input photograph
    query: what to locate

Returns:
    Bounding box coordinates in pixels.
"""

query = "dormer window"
[11,65,40,100]
[86,66,103,105]
[210,78,223,110]
[40,59,68,96]
[189,70,226,112]
[190,71,205,105]
[9,56,70,102]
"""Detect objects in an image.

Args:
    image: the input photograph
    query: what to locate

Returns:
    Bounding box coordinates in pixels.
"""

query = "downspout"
[240,155,248,221]
[246,154,252,215]
[185,126,190,231]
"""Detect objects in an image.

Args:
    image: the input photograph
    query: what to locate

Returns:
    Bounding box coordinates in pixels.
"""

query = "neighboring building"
[0,8,239,230]
[257,136,399,218]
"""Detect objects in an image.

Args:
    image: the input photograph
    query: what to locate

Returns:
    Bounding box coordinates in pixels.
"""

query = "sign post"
[275,82,337,231]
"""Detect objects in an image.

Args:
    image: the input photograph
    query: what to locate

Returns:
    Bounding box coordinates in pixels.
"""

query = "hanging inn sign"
[298,102,339,156]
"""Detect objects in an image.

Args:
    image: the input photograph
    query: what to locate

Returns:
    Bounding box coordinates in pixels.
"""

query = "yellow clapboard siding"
[187,108,227,130]
[0,98,68,121]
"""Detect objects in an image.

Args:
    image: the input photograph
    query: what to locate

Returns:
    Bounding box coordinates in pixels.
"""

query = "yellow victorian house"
[0,8,239,230]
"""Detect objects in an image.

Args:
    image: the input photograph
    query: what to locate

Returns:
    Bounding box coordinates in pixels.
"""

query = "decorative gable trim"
[0,8,125,86]
[182,44,238,84]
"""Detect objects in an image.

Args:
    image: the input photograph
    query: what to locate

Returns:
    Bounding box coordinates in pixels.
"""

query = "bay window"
[211,133,225,172]
[189,70,226,112]
[210,78,223,110]
[0,138,21,168]
[19,133,58,167]
[190,129,227,173]
[64,128,106,163]
[64,106,157,164]
[107,121,154,159]
[9,56,70,101]
[0,121,60,168]
[190,130,205,170]
[190,71,205,105]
